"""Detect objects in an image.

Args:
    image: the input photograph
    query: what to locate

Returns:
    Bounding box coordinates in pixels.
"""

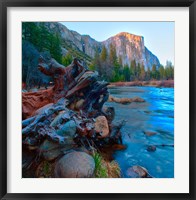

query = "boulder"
[39,139,62,161]
[56,120,76,137]
[126,165,148,178]
[75,99,85,110]
[94,116,109,138]
[147,145,156,152]
[102,106,115,122]
[143,131,157,136]
[54,151,95,178]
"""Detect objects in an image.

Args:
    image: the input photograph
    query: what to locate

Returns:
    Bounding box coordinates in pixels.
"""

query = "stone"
[147,145,156,152]
[126,165,148,178]
[102,106,115,122]
[75,99,85,110]
[54,151,95,178]
[56,120,76,137]
[143,131,157,136]
[94,116,109,138]
[39,139,62,161]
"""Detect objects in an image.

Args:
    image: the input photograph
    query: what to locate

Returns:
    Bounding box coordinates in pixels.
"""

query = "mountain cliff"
[42,22,160,69]
[103,32,160,69]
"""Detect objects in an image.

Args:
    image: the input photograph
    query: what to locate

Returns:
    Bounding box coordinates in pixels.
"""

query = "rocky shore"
[22,57,125,178]
[22,57,157,178]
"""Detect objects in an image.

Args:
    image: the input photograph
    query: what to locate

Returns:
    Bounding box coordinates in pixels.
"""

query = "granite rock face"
[41,22,160,69]
[103,32,160,69]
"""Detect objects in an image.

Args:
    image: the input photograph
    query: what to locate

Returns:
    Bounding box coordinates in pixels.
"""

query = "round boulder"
[126,165,148,178]
[94,116,109,138]
[75,99,85,110]
[143,131,157,136]
[56,120,76,138]
[147,145,156,152]
[54,151,95,178]
[39,139,62,161]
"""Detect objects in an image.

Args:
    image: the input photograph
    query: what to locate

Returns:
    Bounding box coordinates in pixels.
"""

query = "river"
[106,86,174,178]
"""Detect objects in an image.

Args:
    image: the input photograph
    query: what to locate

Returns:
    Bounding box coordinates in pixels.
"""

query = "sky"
[60,22,174,66]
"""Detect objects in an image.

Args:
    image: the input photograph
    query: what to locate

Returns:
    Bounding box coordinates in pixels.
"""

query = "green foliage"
[123,64,131,81]
[62,52,73,66]
[100,45,107,62]
[165,66,174,80]
[22,22,62,63]
[136,63,141,80]
[151,64,160,80]
[92,152,121,178]
[140,64,146,81]
[109,44,118,65]
[89,63,96,71]
[118,56,123,67]
[130,60,137,80]
[146,67,151,81]
[151,64,157,79]
[61,40,92,65]
[43,161,50,174]
[159,65,165,80]
[93,152,108,178]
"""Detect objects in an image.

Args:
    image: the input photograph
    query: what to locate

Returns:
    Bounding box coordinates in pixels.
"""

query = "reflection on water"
[106,86,174,178]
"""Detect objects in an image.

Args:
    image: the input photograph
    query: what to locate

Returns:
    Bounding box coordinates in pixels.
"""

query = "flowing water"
[106,86,174,178]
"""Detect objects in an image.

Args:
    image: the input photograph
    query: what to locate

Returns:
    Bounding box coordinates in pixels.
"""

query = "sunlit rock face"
[103,32,160,69]
[41,22,160,69]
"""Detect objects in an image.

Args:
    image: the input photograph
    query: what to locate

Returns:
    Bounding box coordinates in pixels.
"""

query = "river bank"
[22,58,125,178]
[22,57,174,178]
[106,86,174,178]
[108,80,174,88]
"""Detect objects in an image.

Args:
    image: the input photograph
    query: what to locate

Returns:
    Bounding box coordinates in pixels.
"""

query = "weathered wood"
[22,57,109,119]
[22,57,126,179]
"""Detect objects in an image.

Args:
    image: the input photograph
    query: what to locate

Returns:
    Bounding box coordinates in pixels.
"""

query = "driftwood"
[23,57,87,119]
[22,57,124,154]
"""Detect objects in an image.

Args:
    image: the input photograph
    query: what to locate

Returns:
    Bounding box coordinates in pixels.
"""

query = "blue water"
[106,86,174,178]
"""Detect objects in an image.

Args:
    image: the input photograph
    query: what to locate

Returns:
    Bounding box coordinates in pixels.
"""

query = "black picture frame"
[0,0,195,199]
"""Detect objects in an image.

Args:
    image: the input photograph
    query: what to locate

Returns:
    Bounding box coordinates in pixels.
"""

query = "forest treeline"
[88,45,174,82]
[22,22,174,89]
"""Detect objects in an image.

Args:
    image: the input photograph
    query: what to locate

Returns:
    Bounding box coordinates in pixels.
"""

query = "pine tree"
[109,44,117,65]
[100,45,107,62]
[62,51,73,66]
[136,63,141,80]
[130,59,137,80]
[159,65,165,80]
[123,64,131,81]
[151,64,157,79]
[146,67,151,80]
[140,64,146,81]
[118,56,123,67]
